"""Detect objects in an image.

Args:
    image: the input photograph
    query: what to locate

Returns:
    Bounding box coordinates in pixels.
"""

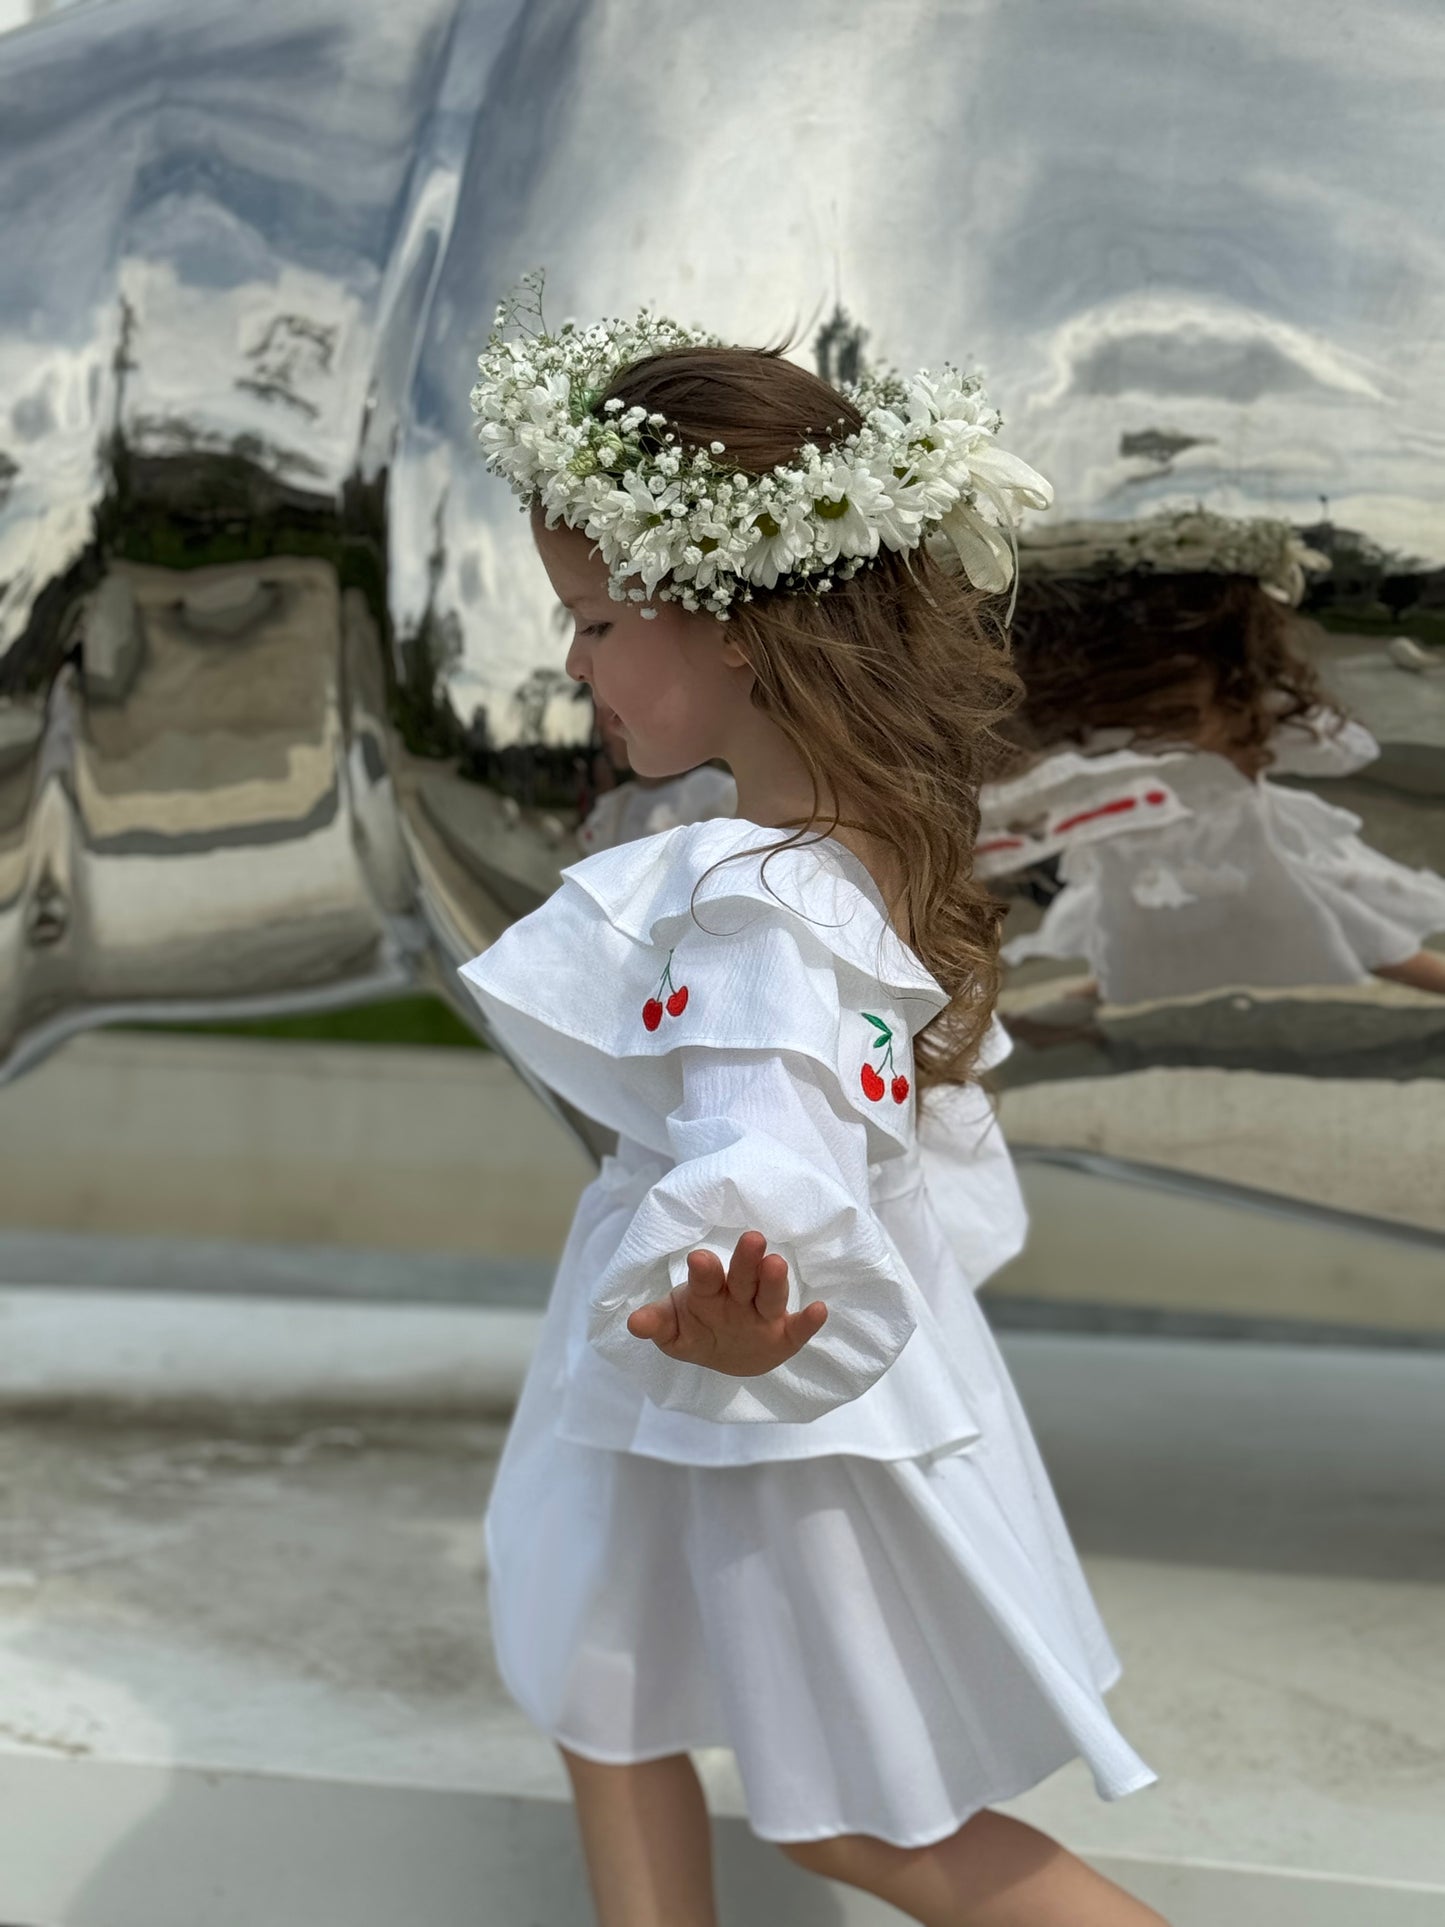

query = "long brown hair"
[1004,569,1333,777]
[594,342,1023,1102]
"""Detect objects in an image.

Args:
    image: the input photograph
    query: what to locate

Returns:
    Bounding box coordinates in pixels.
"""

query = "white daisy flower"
[468,276,1054,609]
[740,497,814,588]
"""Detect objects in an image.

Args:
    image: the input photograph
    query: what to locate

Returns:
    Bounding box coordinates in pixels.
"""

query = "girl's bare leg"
[779,1807,1171,1927]
[1374,949,1445,996]
[558,1743,718,1927]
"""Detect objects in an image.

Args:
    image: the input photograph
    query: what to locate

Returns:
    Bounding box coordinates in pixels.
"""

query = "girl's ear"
[719,634,753,672]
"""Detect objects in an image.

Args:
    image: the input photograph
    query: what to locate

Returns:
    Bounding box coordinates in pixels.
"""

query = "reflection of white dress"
[576,763,738,852]
[458,816,1156,1846]
[992,714,1445,1004]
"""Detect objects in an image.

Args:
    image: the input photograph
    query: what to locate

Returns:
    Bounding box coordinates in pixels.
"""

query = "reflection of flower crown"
[1014,507,1330,607]
[468,271,1052,620]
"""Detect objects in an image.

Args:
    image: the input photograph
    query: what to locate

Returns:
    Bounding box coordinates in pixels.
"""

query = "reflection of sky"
[415,0,1445,739]
[0,0,484,650]
[0,1,89,37]
[2,0,1442,738]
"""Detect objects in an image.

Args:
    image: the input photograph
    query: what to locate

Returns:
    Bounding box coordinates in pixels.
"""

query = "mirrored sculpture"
[1,0,1441,1325]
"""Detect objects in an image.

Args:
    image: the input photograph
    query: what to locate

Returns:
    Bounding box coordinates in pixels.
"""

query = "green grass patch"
[1311,606,1445,648]
[115,994,489,1050]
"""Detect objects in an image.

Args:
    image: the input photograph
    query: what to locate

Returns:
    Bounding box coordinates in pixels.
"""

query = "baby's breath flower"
[468,269,1053,613]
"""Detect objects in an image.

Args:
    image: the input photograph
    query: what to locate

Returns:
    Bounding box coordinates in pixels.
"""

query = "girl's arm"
[1267,708,1380,779]
[586,1044,926,1424]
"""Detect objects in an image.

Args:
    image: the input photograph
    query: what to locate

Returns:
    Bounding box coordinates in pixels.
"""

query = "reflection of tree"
[512,664,577,742]
[1299,516,1444,642]
[127,413,328,485]
[393,492,463,760]
[813,302,870,388]
[102,293,140,509]
[459,702,495,782]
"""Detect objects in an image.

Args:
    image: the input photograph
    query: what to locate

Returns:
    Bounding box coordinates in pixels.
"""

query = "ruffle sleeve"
[584,1043,927,1422]
[1266,708,1380,779]
[457,817,959,1428]
[917,1017,1028,1294]
[977,746,1193,879]
[457,817,951,1165]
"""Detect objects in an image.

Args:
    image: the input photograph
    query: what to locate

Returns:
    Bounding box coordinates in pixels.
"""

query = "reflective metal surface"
[1,0,1441,1298]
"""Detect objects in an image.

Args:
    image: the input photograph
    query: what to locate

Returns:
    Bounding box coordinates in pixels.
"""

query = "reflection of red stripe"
[1055,790,1169,836]
[1054,797,1138,834]
[977,835,1027,853]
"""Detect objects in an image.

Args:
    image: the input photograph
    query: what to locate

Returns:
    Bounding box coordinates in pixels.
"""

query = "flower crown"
[468,271,1053,620]
[1014,507,1331,607]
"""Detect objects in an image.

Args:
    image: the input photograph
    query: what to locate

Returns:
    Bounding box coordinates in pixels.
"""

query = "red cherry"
[860,1063,885,1101]
[642,998,663,1031]
[890,1075,909,1104]
[666,985,689,1017]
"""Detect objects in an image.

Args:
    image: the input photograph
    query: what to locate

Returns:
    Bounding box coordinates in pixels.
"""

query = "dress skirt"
[483,1264,1157,1849]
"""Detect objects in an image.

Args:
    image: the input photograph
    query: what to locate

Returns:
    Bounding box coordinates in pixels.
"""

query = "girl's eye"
[581,622,611,638]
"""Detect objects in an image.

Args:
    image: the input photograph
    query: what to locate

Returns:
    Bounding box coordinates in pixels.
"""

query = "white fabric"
[483,1386,1159,1846]
[586,1048,946,1424]
[976,749,1193,878]
[993,717,1445,1002]
[460,815,1157,1838]
[1266,711,1380,778]
[459,816,1026,1462]
[576,764,738,853]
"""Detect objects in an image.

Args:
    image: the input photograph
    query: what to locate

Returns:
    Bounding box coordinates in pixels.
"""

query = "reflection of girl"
[985,523,1445,1002]
[459,286,1162,1923]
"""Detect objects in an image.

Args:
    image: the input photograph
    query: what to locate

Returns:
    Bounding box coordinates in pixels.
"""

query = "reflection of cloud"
[11,388,55,440]
[0,321,110,652]
[1076,331,1334,404]
[0,0,76,37]
[120,254,371,483]
[0,250,370,649]
[1040,297,1383,408]
[1005,291,1443,553]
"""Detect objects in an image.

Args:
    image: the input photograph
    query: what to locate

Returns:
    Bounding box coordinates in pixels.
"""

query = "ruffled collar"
[560,815,950,1024]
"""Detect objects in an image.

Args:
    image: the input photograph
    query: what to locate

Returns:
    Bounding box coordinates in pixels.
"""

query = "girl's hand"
[625,1230,828,1378]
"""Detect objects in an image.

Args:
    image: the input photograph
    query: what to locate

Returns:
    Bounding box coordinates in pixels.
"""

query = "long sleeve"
[585,1044,923,1424]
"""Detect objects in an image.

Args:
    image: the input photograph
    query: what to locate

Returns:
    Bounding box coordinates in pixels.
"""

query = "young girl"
[979,516,1445,1005]
[458,281,1165,1927]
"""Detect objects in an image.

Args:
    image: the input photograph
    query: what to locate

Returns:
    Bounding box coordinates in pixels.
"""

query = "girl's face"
[531,505,755,780]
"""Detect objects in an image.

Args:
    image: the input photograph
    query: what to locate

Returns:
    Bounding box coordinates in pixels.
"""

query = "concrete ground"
[1,1326,1442,1926]
[1,1019,1442,1919]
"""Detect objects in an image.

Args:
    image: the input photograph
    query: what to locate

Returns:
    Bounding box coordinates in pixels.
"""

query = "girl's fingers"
[685,1248,726,1298]
[725,1229,767,1306]
[753,1252,791,1322]
[628,1290,681,1345]
[785,1300,828,1348]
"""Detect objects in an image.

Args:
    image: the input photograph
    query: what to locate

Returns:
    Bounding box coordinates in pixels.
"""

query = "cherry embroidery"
[642,948,690,1031]
[860,1012,909,1104]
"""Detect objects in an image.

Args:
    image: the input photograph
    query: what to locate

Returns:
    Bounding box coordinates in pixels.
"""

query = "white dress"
[986,713,1445,1005]
[457,815,1158,1847]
